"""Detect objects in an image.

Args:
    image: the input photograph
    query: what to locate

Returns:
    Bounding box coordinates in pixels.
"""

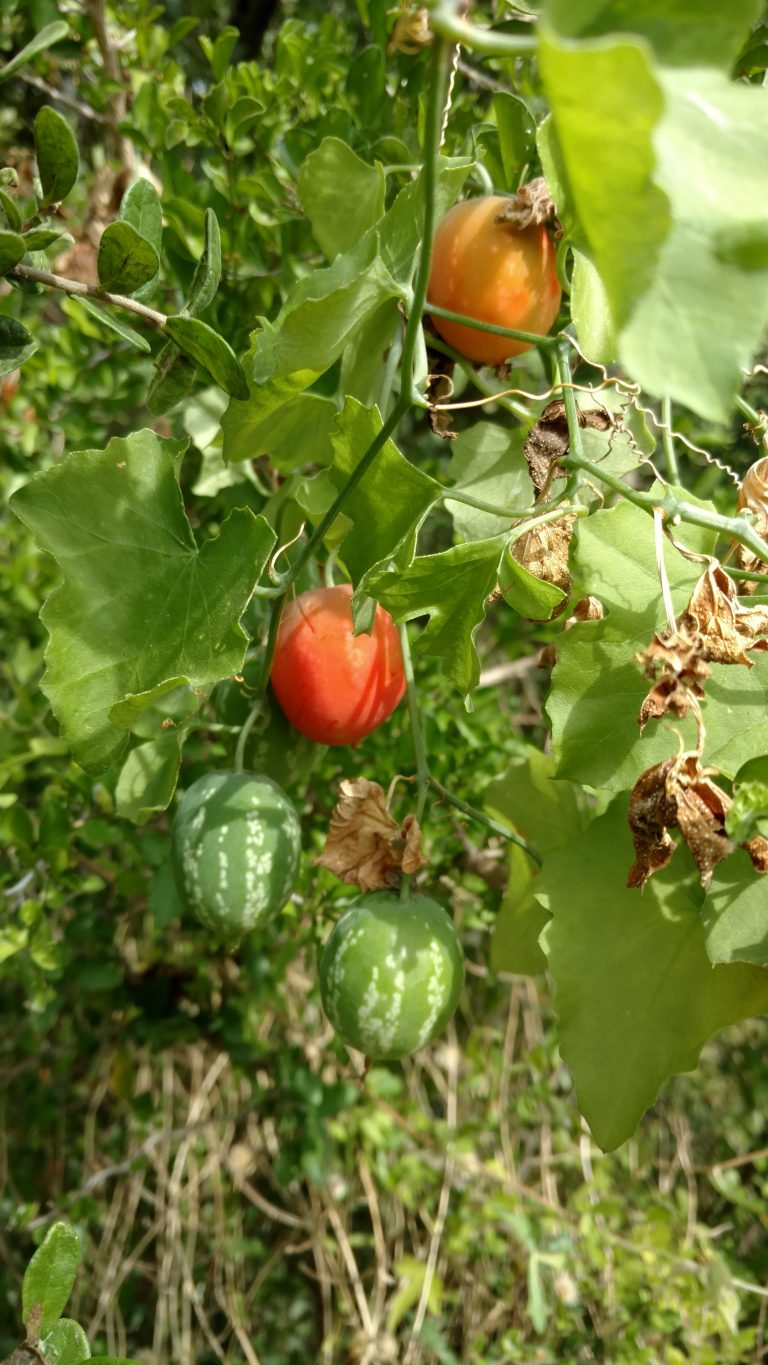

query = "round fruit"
[270,584,405,747]
[427,194,561,366]
[171,770,301,940]
[319,891,465,1059]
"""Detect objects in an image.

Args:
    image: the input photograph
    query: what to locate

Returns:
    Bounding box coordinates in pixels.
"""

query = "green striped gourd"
[172,771,301,941]
[319,891,464,1059]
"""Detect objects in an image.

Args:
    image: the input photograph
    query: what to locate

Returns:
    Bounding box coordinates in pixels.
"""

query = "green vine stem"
[399,624,430,901]
[427,302,559,352]
[401,33,453,404]
[560,452,768,565]
[427,1,537,57]
[555,340,585,463]
[429,778,542,866]
[660,395,680,484]
[735,393,766,429]
[233,595,285,773]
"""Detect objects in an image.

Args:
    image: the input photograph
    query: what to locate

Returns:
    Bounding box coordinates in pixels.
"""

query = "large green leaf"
[115,732,183,824]
[223,391,336,471]
[540,34,768,421]
[34,107,79,206]
[298,137,386,260]
[485,747,587,975]
[329,398,439,584]
[22,1222,81,1337]
[10,430,275,772]
[545,500,768,793]
[703,853,768,968]
[445,422,531,542]
[536,797,768,1151]
[365,536,505,694]
[543,0,762,69]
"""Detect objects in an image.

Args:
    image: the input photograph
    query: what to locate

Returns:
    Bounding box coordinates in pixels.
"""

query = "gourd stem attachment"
[233,596,285,773]
[399,623,431,902]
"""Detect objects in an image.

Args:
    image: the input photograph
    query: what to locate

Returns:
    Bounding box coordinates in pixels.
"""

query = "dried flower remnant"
[681,563,768,667]
[315,777,426,892]
[636,563,768,730]
[494,177,557,231]
[627,752,768,891]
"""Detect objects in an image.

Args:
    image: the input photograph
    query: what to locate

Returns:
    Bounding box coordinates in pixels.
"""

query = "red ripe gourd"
[269,584,405,746]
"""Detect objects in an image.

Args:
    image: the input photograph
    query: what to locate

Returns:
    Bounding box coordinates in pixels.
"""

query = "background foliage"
[3,2,768,1362]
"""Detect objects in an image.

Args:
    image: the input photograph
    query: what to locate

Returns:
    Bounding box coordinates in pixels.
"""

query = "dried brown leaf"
[315,777,427,892]
[510,514,574,595]
[523,400,612,495]
[636,625,709,729]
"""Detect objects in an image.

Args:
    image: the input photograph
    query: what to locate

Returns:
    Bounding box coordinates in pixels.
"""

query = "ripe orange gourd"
[427,195,561,366]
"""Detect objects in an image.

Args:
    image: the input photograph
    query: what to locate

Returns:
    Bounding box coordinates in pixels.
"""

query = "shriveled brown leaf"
[494,177,557,229]
[681,563,768,667]
[523,400,613,495]
[315,777,427,892]
[627,752,768,890]
[426,352,457,440]
[626,758,678,888]
[510,514,574,595]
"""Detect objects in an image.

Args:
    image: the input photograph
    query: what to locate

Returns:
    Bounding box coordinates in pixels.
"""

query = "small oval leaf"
[40,1317,91,1365]
[147,340,197,414]
[97,221,160,294]
[119,178,162,257]
[22,1221,81,1338]
[0,187,22,229]
[22,226,67,251]
[34,106,79,206]
[0,316,37,376]
[0,228,26,275]
[163,316,248,399]
[64,297,152,354]
[0,20,70,84]
[185,207,221,317]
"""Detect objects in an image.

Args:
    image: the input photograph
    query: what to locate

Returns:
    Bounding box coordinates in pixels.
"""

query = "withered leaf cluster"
[627,752,768,891]
[630,560,768,889]
[315,777,426,892]
[637,563,768,730]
